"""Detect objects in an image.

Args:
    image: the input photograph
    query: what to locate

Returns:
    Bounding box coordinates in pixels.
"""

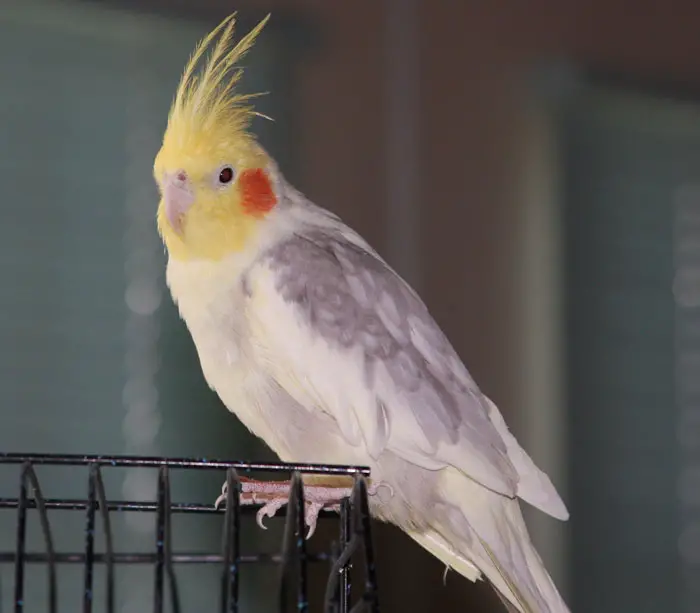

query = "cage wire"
[0,453,380,613]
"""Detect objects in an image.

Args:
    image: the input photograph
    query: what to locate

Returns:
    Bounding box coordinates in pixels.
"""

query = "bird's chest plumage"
[165,256,351,464]
[165,258,277,441]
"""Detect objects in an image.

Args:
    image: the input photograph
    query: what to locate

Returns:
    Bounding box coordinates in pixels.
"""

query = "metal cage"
[0,453,380,613]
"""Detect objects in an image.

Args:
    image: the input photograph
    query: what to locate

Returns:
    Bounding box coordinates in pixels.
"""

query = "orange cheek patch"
[239,168,277,216]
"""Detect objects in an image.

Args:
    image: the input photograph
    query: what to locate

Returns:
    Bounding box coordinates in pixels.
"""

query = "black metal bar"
[92,467,115,613]
[152,466,182,613]
[83,465,97,613]
[220,468,241,613]
[0,552,332,564]
[0,453,370,476]
[154,467,166,613]
[278,473,308,613]
[294,475,308,613]
[0,498,335,516]
[327,538,340,613]
[13,466,28,613]
[161,467,181,613]
[349,477,379,613]
[339,499,352,613]
[278,473,295,612]
[324,498,352,613]
[17,464,57,613]
[323,516,359,611]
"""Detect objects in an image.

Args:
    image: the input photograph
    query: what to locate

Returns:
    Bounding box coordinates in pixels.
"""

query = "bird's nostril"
[176,171,187,182]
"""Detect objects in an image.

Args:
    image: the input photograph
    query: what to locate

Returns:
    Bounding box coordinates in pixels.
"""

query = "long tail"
[410,470,570,613]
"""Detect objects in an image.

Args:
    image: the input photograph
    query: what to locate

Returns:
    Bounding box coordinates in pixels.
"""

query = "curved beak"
[163,172,194,233]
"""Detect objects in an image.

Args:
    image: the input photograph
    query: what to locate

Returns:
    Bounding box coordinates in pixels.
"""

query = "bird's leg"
[214,475,392,539]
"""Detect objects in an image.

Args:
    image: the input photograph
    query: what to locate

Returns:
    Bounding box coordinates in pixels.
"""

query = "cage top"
[0,452,371,476]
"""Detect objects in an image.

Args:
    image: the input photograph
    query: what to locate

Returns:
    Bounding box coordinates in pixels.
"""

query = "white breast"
[166,256,279,441]
[167,257,246,359]
[165,254,367,467]
[161,202,371,465]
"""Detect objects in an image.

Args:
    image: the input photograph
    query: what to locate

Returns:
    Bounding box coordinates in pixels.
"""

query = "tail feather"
[494,589,527,613]
[408,528,529,611]
[476,530,544,613]
[415,469,570,613]
[407,524,537,612]
[407,529,482,582]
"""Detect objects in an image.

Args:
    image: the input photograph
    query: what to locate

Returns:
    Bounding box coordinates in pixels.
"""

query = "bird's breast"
[163,254,371,466]
[165,258,263,407]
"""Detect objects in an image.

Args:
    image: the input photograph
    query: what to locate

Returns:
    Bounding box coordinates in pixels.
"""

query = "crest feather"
[167,13,271,139]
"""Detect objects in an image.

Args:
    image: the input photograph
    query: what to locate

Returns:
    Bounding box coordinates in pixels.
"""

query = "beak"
[162,171,194,233]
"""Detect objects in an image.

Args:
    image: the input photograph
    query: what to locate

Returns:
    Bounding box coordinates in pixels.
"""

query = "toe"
[214,481,229,509]
[304,502,323,540]
[255,498,287,530]
[256,507,271,530]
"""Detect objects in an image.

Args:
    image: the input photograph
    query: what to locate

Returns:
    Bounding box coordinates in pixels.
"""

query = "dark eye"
[218,166,234,184]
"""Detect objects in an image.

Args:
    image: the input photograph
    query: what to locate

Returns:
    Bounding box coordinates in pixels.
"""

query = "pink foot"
[214,478,391,539]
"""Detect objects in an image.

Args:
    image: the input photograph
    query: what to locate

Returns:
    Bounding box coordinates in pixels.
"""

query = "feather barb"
[168,13,271,137]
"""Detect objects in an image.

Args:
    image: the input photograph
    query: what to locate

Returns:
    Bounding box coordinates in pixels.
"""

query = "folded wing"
[245,228,521,497]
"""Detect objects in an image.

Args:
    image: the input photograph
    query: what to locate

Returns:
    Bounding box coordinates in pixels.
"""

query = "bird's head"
[154,14,277,262]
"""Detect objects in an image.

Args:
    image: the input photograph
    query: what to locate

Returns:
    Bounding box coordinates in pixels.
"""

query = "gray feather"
[263,229,517,494]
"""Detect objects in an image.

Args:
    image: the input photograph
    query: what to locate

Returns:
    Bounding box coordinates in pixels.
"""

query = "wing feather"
[247,229,518,496]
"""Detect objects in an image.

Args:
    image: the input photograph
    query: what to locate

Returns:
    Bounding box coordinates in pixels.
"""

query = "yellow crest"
[164,13,271,150]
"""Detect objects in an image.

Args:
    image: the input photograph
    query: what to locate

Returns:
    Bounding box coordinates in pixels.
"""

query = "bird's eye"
[218,166,235,185]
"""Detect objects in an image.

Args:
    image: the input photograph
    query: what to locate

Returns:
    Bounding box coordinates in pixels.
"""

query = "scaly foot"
[214,477,390,539]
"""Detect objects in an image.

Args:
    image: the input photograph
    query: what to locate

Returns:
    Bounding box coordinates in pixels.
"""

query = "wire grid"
[0,453,380,613]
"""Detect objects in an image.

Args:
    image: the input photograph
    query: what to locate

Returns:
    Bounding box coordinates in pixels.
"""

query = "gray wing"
[256,229,517,496]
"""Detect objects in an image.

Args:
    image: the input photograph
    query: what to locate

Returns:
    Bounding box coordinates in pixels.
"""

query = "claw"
[367,481,394,498]
[214,481,228,509]
[304,502,324,539]
[255,498,288,530]
[442,564,452,585]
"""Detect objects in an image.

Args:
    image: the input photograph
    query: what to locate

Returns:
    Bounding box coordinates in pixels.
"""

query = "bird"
[153,13,571,613]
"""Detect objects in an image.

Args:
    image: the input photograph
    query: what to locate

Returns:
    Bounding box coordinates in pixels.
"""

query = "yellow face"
[154,133,276,262]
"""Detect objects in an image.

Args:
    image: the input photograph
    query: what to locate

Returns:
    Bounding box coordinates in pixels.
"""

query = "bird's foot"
[214,477,391,539]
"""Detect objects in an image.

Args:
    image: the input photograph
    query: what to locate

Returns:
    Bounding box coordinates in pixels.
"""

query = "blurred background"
[2,0,700,611]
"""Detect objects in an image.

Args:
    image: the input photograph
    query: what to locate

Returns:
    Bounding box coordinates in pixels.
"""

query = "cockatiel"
[154,13,571,613]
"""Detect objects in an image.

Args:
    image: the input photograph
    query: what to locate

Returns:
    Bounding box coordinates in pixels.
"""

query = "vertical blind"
[563,83,700,613]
